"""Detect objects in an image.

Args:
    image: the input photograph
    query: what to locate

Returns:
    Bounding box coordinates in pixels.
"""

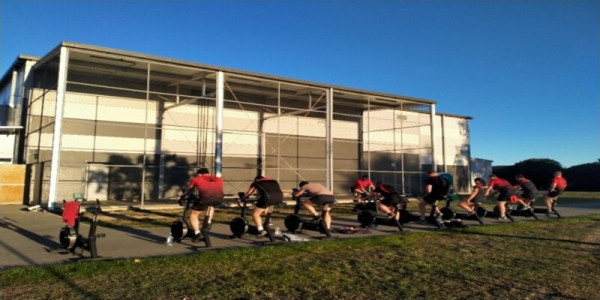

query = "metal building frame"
[21,42,442,209]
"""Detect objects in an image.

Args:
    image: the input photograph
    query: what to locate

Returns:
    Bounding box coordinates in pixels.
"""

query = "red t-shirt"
[188,174,224,203]
[353,178,374,190]
[488,177,511,191]
[552,177,567,190]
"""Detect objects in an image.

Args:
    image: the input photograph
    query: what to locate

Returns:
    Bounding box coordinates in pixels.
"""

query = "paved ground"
[1,200,599,270]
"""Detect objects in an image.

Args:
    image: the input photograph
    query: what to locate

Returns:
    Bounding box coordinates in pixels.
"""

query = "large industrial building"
[0,42,483,209]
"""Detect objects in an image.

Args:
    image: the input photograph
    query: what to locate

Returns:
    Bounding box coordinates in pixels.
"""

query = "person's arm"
[243,185,256,199]
[293,186,306,198]
[465,187,479,202]
[549,179,557,192]
[484,185,493,197]
[425,183,432,195]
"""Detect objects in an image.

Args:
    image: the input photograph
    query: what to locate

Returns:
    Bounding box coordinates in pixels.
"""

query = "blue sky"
[1,0,598,167]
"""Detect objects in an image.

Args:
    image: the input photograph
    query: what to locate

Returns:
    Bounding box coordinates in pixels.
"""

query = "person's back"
[191,173,224,205]
[302,182,333,196]
[428,175,450,198]
[253,178,283,204]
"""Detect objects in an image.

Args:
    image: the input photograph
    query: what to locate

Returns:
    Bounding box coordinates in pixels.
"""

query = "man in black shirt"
[418,171,450,223]
[242,176,283,237]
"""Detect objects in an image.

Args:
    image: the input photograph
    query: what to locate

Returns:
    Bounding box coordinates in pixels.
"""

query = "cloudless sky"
[1,0,598,167]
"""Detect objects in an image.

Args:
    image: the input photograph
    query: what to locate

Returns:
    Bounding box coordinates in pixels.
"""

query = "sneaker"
[256,230,268,238]
[520,206,531,210]
[417,219,428,225]
[191,232,204,243]
[497,216,508,221]
[205,223,212,231]
[312,215,322,222]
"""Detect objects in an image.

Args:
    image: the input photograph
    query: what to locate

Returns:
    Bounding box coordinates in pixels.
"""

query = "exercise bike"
[229,192,275,242]
[506,199,539,220]
[57,195,105,258]
[170,194,213,247]
[284,190,332,238]
[533,197,562,218]
[356,195,403,232]
[440,195,487,225]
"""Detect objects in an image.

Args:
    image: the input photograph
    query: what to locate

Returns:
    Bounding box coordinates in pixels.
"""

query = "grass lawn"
[1,213,599,299]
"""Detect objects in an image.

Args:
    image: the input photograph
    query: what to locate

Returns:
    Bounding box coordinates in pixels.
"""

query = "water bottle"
[166,233,174,246]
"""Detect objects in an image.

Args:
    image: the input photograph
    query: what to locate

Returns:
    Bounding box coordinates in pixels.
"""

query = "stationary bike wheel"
[171,220,188,242]
[59,226,77,249]
[399,209,412,224]
[475,206,487,218]
[284,214,303,233]
[440,207,455,220]
[357,210,376,227]
[229,217,249,237]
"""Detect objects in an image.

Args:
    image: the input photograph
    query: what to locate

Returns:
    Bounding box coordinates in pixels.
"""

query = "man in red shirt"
[485,174,516,221]
[545,171,567,215]
[352,175,375,204]
[178,168,224,242]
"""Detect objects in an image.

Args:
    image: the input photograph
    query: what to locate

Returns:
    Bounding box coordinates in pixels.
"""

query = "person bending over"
[352,175,375,204]
[242,176,283,237]
[177,168,224,242]
[458,178,487,214]
[485,174,516,221]
[514,174,538,209]
[292,181,336,230]
[545,171,567,215]
[418,171,450,224]
[374,182,401,221]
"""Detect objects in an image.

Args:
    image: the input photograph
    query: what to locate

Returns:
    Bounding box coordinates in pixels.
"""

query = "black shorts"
[255,197,269,209]
[380,194,400,207]
[521,192,536,201]
[423,193,445,204]
[309,195,336,207]
[548,190,563,198]
[496,190,514,202]
[191,197,210,211]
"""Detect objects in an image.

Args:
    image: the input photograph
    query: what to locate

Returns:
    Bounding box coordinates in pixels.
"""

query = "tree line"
[492,159,600,192]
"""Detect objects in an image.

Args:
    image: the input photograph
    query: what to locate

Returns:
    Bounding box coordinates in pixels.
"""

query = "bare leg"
[253,207,266,229]
[418,200,427,219]
[322,206,332,229]
[303,202,319,217]
[498,201,506,218]
[458,200,474,213]
[545,196,554,212]
[189,210,201,233]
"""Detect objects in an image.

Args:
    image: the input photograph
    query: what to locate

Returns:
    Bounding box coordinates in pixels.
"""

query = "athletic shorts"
[255,197,270,209]
[309,195,336,207]
[423,193,445,204]
[380,194,400,207]
[520,192,536,201]
[496,190,514,202]
[191,196,210,211]
[548,190,563,198]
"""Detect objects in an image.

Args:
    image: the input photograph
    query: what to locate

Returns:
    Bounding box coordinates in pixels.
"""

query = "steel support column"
[48,47,69,210]
[214,71,224,177]
[429,103,437,172]
[326,88,334,190]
